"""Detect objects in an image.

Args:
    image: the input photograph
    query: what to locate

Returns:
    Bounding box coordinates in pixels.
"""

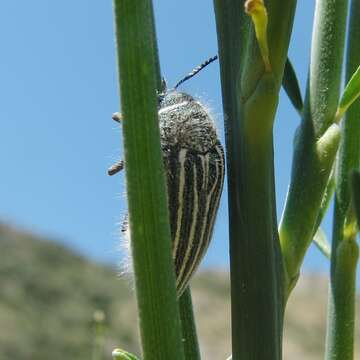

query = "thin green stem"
[113,1,185,359]
[179,288,201,360]
[325,236,359,359]
[92,311,106,360]
[112,349,140,360]
[213,1,296,358]
[325,1,360,358]
[279,0,348,295]
[352,171,360,224]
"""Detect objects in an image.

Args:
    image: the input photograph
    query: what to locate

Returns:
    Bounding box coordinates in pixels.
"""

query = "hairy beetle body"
[158,90,225,295]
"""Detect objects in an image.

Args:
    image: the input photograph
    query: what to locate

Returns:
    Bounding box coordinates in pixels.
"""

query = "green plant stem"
[307,0,349,137]
[352,171,360,224]
[325,238,359,359]
[92,312,106,360]
[325,1,360,358]
[213,1,296,359]
[112,349,140,360]
[179,288,201,360]
[113,1,185,359]
[279,0,348,296]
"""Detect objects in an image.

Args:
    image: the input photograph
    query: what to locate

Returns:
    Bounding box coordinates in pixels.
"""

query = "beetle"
[109,56,224,296]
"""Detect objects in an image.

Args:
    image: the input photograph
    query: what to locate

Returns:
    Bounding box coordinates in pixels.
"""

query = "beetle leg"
[108,160,124,176]
[112,112,122,123]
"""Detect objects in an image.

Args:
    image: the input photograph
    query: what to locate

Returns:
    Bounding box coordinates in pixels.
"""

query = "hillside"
[0,223,358,359]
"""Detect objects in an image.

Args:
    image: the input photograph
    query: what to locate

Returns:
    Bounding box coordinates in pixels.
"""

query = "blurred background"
[0,1,358,359]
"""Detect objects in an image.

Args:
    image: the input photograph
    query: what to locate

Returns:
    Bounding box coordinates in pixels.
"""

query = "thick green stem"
[113,1,184,359]
[279,0,348,295]
[235,98,281,359]
[213,1,296,358]
[325,1,360,358]
[307,0,349,137]
[179,288,201,360]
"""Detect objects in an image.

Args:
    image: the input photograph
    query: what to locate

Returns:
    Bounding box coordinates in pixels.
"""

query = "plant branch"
[325,1,360,358]
[279,0,348,296]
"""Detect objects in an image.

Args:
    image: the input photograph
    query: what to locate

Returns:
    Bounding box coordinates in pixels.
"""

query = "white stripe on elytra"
[158,101,189,115]
[172,148,188,258]
[180,153,213,291]
[182,147,224,290]
[176,160,200,287]
[203,145,224,255]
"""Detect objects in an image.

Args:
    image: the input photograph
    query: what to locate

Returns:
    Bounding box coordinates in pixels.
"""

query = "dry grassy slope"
[0,223,358,359]
[191,271,360,360]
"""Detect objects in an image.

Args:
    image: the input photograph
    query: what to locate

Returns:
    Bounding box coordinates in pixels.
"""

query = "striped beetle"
[109,56,225,296]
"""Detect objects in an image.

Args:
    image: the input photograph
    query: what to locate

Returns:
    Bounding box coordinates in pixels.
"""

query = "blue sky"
[0,1,347,276]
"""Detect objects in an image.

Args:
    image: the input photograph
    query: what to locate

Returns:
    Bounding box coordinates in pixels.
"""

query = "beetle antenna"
[174,55,218,90]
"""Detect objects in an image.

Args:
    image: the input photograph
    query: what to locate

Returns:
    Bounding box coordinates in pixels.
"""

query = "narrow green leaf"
[336,64,360,122]
[313,227,331,259]
[282,58,303,115]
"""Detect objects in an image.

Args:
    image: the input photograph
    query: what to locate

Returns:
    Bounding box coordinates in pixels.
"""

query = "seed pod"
[110,57,225,296]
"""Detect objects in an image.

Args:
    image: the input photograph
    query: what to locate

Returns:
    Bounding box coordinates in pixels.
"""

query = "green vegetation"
[2,0,360,358]
[113,0,360,358]
[0,223,359,359]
